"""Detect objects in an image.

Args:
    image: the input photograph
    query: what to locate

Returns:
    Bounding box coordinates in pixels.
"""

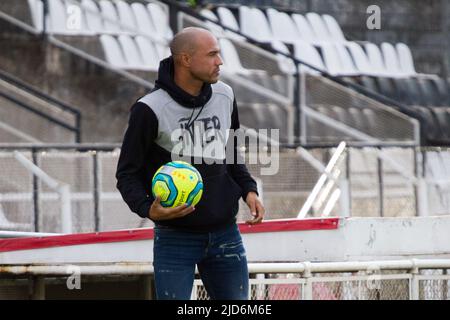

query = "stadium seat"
[306,12,332,43]
[321,44,358,76]
[396,43,417,76]
[417,78,441,107]
[82,0,103,33]
[364,43,390,77]
[432,108,450,142]
[216,7,245,41]
[322,14,347,43]
[219,38,254,75]
[98,0,120,34]
[200,9,224,37]
[131,2,157,38]
[431,78,450,106]
[345,42,375,76]
[239,6,273,43]
[376,77,399,101]
[359,76,379,93]
[403,78,425,106]
[47,0,76,34]
[414,107,441,143]
[266,8,302,44]
[100,34,128,68]
[117,35,146,70]
[115,0,138,34]
[294,42,326,74]
[27,0,43,32]
[291,13,317,44]
[147,3,173,41]
[135,36,160,71]
[381,42,404,78]
[271,41,296,74]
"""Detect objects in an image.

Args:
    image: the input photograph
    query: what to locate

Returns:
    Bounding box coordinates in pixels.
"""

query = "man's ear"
[180,53,191,68]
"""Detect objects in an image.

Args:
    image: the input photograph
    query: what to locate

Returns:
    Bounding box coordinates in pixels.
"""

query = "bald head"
[169,27,223,87]
[170,27,216,56]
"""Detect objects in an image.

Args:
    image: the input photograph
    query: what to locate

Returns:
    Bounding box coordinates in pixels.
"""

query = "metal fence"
[0,144,449,234]
[0,259,449,299]
[191,260,450,300]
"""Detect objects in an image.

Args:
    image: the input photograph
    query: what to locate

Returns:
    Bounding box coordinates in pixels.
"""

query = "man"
[116,27,265,300]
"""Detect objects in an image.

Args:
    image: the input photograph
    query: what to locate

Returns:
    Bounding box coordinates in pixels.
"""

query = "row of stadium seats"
[348,76,450,108]
[28,0,417,79]
[201,6,417,78]
[28,0,173,40]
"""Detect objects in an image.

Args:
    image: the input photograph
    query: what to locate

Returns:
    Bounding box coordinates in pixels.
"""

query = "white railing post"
[302,262,313,300]
[410,259,420,300]
[13,151,72,234]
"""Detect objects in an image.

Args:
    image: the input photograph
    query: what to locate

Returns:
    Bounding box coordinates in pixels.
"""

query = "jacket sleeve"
[116,102,158,219]
[227,98,259,201]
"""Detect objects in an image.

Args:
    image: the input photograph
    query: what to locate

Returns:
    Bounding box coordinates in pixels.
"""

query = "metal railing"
[0,70,81,142]
[0,143,449,234]
[0,259,449,299]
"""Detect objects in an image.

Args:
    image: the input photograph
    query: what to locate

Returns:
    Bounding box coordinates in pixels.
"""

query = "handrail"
[1,259,450,275]
[14,151,73,234]
[0,69,80,116]
[297,141,347,218]
[0,90,80,141]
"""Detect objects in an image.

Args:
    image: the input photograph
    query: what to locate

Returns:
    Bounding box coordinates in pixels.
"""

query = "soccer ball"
[151,161,203,208]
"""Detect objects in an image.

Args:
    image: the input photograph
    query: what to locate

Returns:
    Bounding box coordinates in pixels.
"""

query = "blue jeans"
[153,223,249,300]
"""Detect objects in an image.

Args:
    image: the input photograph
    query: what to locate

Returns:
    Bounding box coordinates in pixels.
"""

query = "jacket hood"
[154,56,212,109]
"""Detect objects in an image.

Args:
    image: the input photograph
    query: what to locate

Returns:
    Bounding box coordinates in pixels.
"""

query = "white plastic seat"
[219,38,250,75]
[266,8,302,44]
[100,34,127,68]
[98,0,120,34]
[250,7,274,42]
[320,43,343,75]
[364,43,390,76]
[291,13,316,44]
[306,12,331,43]
[396,43,417,76]
[239,6,272,43]
[47,0,75,34]
[294,42,326,74]
[117,35,146,69]
[216,7,245,41]
[334,43,358,75]
[322,14,347,43]
[131,2,157,38]
[115,0,138,34]
[147,3,173,41]
[271,41,296,74]
[155,43,171,61]
[135,36,160,71]
[200,9,224,37]
[82,0,103,33]
[345,42,375,75]
[27,0,43,32]
[381,42,404,77]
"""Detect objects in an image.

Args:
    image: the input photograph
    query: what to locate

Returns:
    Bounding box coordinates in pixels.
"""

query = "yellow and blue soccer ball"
[151,161,203,208]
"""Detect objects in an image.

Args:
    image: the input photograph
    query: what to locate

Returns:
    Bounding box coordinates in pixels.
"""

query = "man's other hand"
[245,191,265,225]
